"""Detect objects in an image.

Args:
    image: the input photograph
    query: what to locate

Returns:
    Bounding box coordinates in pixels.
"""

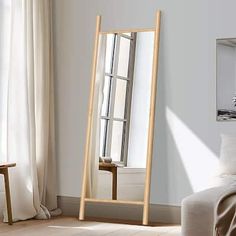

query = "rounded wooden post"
[79,15,101,221]
[3,168,13,225]
[142,10,161,226]
[0,163,16,225]
[112,167,117,200]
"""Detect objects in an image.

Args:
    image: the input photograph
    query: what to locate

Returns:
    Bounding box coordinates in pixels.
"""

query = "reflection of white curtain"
[86,35,106,198]
[0,0,58,222]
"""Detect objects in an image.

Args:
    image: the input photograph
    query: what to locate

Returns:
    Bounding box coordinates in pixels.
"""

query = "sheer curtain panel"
[0,0,58,222]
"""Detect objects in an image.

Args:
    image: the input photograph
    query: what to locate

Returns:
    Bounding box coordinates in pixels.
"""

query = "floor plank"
[0,217,181,236]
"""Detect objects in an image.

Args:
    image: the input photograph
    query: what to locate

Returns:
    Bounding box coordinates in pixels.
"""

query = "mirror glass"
[88,31,155,201]
[217,38,236,121]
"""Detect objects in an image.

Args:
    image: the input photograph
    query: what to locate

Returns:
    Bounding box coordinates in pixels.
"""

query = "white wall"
[53,0,236,206]
[127,32,154,168]
[217,44,236,111]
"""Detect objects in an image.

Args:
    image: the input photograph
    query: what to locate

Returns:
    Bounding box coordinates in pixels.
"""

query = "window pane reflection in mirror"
[117,37,130,77]
[113,79,128,119]
[105,34,116,74]
[110,121,124,162]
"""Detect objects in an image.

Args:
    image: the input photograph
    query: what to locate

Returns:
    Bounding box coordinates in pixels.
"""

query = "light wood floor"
[0,217,181,236]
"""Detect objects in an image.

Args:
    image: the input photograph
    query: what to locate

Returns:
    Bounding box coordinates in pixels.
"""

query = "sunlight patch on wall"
[166,107,219,192]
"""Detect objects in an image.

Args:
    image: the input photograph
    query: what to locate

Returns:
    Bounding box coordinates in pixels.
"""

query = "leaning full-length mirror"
[80,11,161,225]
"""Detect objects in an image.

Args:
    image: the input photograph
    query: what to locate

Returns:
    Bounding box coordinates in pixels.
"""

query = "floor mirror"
[79,10,161,225]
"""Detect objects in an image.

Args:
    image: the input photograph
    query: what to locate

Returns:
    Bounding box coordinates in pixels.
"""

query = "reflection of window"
[100,33,136,165]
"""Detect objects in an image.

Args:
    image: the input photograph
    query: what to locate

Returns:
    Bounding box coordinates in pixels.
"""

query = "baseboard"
[57,196,181,224]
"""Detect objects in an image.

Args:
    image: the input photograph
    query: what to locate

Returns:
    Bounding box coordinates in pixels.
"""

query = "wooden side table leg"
[112,167,117,200]
[3,168,13,225]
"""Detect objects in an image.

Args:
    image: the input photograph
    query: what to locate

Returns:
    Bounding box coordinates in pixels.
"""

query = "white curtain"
[0,0,58,222]
[86,35,106,198]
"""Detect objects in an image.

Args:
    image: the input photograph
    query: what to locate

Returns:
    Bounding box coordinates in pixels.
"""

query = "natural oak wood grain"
[143,10,161,225]
[100,28,155,34]
[85,198,144,205]
[79,15,101,221]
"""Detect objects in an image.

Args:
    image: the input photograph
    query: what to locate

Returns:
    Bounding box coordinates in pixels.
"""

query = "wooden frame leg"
[2,168,13,225]
[79,15,101,221]
[112,167,117,200]
[142,10,161,226]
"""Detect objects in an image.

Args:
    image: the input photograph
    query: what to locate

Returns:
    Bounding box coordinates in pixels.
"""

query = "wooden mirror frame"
[79,10,161,225]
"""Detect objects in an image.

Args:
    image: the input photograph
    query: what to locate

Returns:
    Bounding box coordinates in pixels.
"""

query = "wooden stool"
[0,163,16,225]
[99,162,117,200]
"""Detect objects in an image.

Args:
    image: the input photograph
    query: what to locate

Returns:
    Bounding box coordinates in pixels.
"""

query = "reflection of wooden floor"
[99,162,117,200]
[0,216,181,236]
